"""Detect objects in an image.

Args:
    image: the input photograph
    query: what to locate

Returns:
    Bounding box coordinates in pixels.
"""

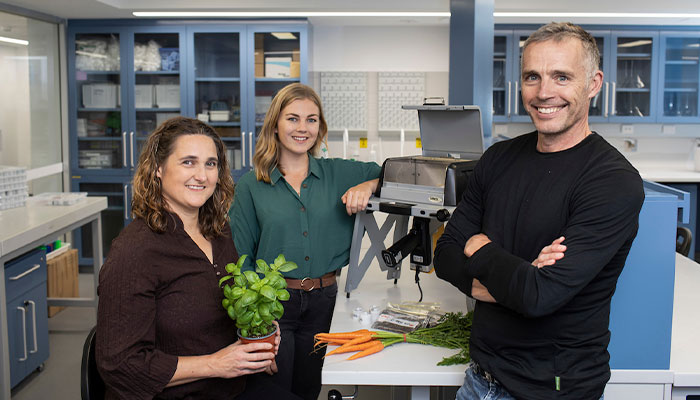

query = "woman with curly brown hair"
[96,117,300,400]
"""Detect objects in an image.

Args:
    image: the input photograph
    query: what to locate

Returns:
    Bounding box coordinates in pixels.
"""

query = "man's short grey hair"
[522,22,600,81]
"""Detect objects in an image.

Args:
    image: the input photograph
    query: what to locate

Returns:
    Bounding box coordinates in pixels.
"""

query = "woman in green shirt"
[229,83,380,400]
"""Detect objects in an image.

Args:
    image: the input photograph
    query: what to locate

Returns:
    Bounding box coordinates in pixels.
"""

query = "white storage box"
[155,85,180,108]
[82,84,118,108]
[78,150,113,168]
[265,57,292,78]
[209,110,230,122]
[134,85,154,108]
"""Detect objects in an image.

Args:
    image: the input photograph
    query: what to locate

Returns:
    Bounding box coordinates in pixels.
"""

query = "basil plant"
[219,254,297,338]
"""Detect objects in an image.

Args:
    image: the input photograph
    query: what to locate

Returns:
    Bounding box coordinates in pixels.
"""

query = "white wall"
[0,44,31,166]
[311,25,449,72]
[311,25,450,163]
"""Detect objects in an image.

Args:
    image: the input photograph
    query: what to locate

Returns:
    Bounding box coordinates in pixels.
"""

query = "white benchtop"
[670,254,700,387]
[323,257,695,387]
[0,196,108,259]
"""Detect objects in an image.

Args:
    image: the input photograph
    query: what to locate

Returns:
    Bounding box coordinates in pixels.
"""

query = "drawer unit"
[4,248,49,388]
[5,249,46,297]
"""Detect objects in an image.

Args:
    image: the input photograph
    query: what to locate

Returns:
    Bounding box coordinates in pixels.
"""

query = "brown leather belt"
[285,271,336,292]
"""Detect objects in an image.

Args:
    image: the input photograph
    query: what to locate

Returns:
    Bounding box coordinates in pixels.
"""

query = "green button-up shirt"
[229,156,381,279]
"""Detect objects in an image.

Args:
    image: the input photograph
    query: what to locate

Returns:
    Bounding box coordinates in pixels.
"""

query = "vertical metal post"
[91,215,104,313]
[0,260,10,400]
[449,0,495,146]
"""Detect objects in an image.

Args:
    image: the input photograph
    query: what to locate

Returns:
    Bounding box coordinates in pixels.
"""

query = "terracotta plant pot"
[237,325,277,353]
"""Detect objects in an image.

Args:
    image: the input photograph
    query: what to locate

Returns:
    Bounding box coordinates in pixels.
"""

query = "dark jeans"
[236,373,302,400]
[253,282,338,400]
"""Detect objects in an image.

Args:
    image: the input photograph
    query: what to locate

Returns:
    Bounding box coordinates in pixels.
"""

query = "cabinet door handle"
[506,81,512,117]
[248,132,253,166]
[9,264,40,281]
[129,131,135,167]
[604,82,609,118]
[514,81,520,115]
[124,185,129,220]
[17,306,27,362]
[611,82,617,116]
[241,133,246,167]
[122,131,127,167]
[27,300,38,354]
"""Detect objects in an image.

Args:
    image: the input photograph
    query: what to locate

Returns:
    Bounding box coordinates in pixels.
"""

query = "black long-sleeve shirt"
[96,213,243,400]
[434,132,644,399]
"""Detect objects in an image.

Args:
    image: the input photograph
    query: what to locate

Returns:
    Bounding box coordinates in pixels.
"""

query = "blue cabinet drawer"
[4,249,46,300]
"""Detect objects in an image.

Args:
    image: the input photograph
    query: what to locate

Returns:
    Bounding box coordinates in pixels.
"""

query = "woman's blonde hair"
[253,83,328,183]
[131,116,235,238]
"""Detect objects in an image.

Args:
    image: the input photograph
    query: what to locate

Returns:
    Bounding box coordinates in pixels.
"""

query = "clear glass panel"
[615,92,650,117]
[255,32,300,78]
[74,33,123,170]
[223,139,243,171]
[662,37,700,117]
[614,37,653,117]
[517,35,529,116]
[194,33,241,78]
[0,12,62,193]
[589,37,606,117]
[492,36,506,116]
[195,81,241,121]
[255,81,293,123]
[133,33,182,163]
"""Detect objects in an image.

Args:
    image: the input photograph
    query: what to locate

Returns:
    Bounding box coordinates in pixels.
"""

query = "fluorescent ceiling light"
[271,32,297,40]
[133,11,450,17]
[0,36,28,46]
[617,40,653,48]
[133,11,700,19]
[494,12,700,18]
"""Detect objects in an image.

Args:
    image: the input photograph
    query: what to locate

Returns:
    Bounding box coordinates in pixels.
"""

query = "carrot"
[314,330,372,340]
[324,340,382,357]
[347,341,385,360]
[314,338,351,348]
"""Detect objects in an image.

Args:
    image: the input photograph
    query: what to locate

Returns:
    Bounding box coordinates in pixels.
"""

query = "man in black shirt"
[434,23,644,400]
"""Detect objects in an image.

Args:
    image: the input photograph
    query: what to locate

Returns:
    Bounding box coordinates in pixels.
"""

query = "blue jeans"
[456,362,517,400]
[456,362,605,400]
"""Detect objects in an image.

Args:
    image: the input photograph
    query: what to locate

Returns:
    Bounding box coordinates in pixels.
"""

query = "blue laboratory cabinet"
[657,32,700,123]
[493,27,660,124]
[67,20,309,265]
[4,248,49,388]
[608,181,689,369]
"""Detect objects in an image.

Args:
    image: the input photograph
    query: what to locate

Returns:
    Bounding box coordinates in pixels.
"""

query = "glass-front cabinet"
[69,29,128,174]
[188,28,246,175]
[658,33,700,123]
[68,21,308,265]
[609,32,659,122]
[492,30,534,123]
[492,29,659,124]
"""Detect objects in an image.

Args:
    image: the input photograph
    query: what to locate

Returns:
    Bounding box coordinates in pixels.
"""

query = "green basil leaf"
[239,290,259,307]
[219,275,233,287]
[277,261,299,273]
[260,285,276,301]
[234,275,247,287]
[236,254,248,269]
[227,305,236,320]
[243,270,261,284]
[225,263,236,273]
[276,289,290,301]
[255,259,270,273]
[274,254,286,267]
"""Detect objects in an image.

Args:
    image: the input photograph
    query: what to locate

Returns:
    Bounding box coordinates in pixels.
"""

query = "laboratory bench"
[0,196,107,399]
[324,254,700,400]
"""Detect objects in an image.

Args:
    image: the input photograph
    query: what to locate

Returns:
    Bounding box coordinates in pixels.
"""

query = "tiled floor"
[8,274,453,400]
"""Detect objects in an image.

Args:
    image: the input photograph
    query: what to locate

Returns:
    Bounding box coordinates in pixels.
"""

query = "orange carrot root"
[324,340,382,357]
[347,341,385,360]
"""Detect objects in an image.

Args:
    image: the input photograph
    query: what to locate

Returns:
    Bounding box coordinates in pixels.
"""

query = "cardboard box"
[47,249,79,317]
[254,33,264,49]
[292,50,300,62]
[255,50,264,64]
[255,62,264,77]
[82,84,118,108]
[290,61,300,78]
[265,57,291,78]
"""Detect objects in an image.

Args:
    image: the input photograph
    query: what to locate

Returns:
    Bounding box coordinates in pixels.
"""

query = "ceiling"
[2,0,700,38]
